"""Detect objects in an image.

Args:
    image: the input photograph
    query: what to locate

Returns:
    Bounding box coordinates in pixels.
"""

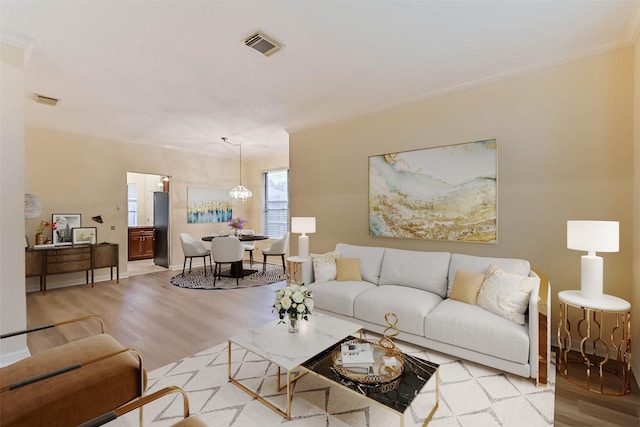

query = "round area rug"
[170,263,287,290]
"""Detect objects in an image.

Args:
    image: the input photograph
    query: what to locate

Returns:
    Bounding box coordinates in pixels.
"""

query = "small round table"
[286,256,309,285]
[557,290,631,395]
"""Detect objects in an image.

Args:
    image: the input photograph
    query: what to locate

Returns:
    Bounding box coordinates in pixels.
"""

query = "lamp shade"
[567,220,619,254]
[291,217,316,234]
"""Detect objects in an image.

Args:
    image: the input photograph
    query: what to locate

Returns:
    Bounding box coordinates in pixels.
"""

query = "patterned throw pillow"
[311,251,339,282]
[477,264,537,325]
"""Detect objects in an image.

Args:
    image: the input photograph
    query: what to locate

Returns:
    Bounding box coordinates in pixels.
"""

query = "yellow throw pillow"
[335,258,362,281]
[449,269,485,305]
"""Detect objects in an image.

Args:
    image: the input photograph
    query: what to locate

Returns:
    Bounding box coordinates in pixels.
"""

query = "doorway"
[126,172,170,275]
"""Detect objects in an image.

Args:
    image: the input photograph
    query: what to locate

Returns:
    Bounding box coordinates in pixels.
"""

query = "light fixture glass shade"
[291,217,316,234]
[229,185,253,202]
[567,220,619,300]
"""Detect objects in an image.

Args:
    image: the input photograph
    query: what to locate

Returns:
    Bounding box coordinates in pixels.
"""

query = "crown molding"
[0,29,35,63]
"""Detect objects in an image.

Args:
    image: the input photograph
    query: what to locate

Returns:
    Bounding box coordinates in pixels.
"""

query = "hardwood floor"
[25,270,640,426]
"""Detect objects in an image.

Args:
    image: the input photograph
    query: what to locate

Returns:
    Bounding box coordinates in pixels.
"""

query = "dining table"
[201,234,269,278]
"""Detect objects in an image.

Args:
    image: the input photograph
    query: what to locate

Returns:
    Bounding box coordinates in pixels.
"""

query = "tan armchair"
[0,316,146,427]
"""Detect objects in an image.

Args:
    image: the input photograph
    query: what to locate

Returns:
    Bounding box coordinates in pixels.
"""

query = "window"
[127,184,137,226]
[263,169,289,239]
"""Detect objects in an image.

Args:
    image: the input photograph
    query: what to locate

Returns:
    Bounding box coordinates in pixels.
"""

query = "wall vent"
[33,93,59,106]
[244,32,281,57]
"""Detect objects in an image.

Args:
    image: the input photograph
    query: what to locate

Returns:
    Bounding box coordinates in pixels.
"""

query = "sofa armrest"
[530,268,550,386]
[301,258,315,285]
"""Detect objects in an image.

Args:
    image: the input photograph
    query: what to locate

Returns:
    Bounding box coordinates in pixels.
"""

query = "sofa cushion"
[477,265,538,325]
[449,269,485,305]
[335,243,385,284]
[425,299,530,364]
[353,285,442,336]
[447,253,530,297]
[308,281,377,317]
[336,258,362,281]
[311,251,339,282]
[378,249,450,298]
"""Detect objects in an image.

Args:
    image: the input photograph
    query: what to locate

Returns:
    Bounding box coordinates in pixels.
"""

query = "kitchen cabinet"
[128,227,155,261]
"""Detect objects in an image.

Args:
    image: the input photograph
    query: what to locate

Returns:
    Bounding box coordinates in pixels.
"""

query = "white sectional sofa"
[304,243,550,384]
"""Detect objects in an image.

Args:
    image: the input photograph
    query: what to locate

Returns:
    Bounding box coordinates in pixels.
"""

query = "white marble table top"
[559,290,631,311]
[229,313,363,371]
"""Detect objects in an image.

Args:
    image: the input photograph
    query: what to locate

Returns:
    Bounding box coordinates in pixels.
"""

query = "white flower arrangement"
[273,284,313,323]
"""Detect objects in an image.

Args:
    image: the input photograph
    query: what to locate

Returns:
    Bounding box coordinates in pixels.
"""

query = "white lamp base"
[298,234,309,259]
[581,254,603,300]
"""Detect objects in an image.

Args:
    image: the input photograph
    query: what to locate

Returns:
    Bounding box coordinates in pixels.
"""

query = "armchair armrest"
[79,386,206,427]
[0,315,105,339]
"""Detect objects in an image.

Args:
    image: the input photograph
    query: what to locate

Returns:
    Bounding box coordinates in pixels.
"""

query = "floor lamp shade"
[291,217,316,259]
[567,220,619,300]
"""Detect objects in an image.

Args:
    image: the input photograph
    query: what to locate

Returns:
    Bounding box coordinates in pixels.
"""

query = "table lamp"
[567,220,619,300]
[291,217,316,259]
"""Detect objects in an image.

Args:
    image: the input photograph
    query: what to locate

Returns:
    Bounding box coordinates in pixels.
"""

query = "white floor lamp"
[291,217,316,259]
[567,220,619,300]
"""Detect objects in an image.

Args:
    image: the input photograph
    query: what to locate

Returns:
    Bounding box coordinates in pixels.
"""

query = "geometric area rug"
[170,263,287,290]
[108,336,555,427]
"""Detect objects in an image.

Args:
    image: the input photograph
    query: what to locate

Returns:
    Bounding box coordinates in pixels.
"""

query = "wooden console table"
[25,243,119,295]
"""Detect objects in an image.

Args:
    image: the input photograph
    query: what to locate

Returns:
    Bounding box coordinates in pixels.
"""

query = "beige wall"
[633,37,640,382]
[0,43,28,365]
[24,128,243,289]
[290,47,635,374]
[24,128,289,290]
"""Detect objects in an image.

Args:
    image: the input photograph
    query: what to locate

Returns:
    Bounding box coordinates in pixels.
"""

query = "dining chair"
[262,232,289,274]
[179,233,212,276]
[211,236,244,286]
[240,229,256,266]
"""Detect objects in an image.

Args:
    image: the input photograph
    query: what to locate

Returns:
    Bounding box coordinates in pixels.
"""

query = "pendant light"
[224,137,252,202]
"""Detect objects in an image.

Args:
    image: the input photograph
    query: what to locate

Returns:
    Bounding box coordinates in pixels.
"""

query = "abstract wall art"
[187,187,232,224]
[369,139,497,242]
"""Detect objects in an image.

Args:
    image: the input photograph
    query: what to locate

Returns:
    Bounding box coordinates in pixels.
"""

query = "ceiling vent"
[244,32,281,57]
[33,93,59,106]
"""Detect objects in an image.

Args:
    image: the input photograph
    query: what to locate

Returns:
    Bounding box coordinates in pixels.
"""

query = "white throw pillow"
[477,264,538,325]
[311,251,340,282]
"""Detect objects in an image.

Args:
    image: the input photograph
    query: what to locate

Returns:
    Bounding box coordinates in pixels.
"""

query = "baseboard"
[0,347,31,367]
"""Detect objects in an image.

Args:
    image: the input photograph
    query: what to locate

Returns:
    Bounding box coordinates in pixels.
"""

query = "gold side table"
[557,290,631,395]
[286,256,309,285]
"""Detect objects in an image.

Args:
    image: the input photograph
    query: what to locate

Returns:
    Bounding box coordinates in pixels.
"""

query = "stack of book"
[337,342,375,374]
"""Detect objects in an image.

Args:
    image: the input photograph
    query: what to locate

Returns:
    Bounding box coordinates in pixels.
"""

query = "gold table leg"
[229,341,307,419]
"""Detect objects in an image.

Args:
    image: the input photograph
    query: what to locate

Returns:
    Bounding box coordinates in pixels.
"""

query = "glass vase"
[288,314,299,333]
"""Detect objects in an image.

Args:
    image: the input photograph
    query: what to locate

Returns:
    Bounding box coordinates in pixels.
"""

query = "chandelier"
[224,137,253,202]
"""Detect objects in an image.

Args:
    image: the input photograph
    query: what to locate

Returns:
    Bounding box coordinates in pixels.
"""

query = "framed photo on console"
[52,213,81,245]
[72,227,96,245]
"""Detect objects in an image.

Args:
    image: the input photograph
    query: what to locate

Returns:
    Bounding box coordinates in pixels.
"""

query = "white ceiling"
[2,1,639,159]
